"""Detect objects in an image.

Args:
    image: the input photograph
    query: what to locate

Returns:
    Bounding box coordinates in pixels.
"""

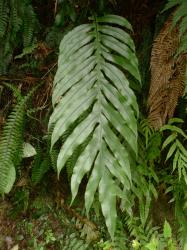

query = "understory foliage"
[0,84,38,193]
[0,0,187,249]
[0,0,38,73]
[0,88,25,194]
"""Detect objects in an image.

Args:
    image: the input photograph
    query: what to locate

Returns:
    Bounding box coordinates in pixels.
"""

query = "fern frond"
[162,0,181,12]
[0,0,8,38]
[0,84,40,194]
[149,0,187,129]
[175,197,187,247]
[148,12,185,129]
[22,4,37,47]
[0,97,25,194]
[2,82,22,101]
[161,119,187,183]
[10,0,22,38]
[31,146,50,185]
[49,14,141,237]
[124,214,159,245]
[61,232,94,250]
[139,119,155,149]
[0,0,38,73]
[50,148,58,171]
[31,158,50,185]
[111,222,128,250]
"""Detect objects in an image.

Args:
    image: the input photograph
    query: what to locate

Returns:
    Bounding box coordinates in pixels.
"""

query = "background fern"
[0,84,38,194]
[31,126,58,185]
[31,147,50,185]
[111,221,128,250]
[0,0,8,38]
[0,0,38,74]
[22,4,37,48]
[161,118,187,183]
[0,95,25,193]
[61,232,94,250]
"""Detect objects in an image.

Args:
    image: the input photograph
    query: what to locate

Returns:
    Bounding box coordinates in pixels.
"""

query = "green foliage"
[138,119,162,162]
[17,219,57,249]
[10,188,30,217]
[0,95,25,194]
[60,232,94,250]
[31,124,61,185]
[145,221,177,250]
[161,118,187,183]
[125,215,159,245]
[49,14,141,237]
[31,150,50,185]
[31,132,58,185]
[15,44,37,59]
[0,0,38,73]
[163,220,172,238]
[132,120,159,230]
[111,222,128,250]
[0,0,187,247]
[0,84,38,194]
[55,0,77,26]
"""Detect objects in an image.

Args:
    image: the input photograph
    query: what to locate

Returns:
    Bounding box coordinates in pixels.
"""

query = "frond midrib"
[94,17,104,158]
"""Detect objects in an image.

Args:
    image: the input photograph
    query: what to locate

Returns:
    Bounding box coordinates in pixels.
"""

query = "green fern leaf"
[2,82,22,101]
[162,120,187,183]
[0,0,8,38]
[31,145,50,185]
[162,133,177,150]
[49,15,141,237]
[0,0,38,73]
[23,4,36,47]
[0,84,40,194]
[10,0,22,35]
[62,233,91,250]
[162,0,181,12]
[31,157,50,185]
[0,97,25,193]
[112,223,128,250]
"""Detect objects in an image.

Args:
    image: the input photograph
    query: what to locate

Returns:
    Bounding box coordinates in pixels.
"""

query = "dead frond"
[148,14,186,129]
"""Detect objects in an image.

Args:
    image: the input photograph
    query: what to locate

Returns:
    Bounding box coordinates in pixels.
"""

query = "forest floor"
[0,192,67,249]
[0,175,101,250]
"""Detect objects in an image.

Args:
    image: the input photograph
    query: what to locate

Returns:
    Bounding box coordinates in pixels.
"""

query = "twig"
[54,0,58,16]
[41,62,57,80]
[0,62,57,84]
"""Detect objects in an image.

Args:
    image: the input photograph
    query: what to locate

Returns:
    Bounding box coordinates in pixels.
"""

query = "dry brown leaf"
[148,13,186,129]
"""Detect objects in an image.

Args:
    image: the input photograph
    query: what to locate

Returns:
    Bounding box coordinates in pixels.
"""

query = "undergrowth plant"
[161,118,187,183]
[0,84,39,194]
[0,0,187,248]
[0,0,38,73]
[49,14,141,237]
